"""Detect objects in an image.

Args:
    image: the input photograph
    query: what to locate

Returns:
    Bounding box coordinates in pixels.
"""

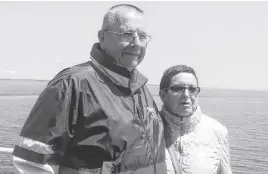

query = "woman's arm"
[218,128,233,174]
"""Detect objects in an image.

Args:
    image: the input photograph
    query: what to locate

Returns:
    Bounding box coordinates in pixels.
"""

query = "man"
[12,4,166,174]
[159,65,232,174]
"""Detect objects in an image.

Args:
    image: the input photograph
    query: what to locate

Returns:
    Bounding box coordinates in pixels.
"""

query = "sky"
[1,1,268,90]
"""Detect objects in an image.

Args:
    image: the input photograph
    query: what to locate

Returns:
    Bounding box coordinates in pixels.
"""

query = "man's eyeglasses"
[164,85,200,95]
[105,30,151,44]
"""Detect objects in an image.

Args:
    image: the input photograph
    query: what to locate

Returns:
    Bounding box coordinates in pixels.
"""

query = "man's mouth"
[122,52,140,56]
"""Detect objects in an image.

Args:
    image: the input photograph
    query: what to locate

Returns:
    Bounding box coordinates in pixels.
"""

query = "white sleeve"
[218,128,233,174]
[13,156,54,174]
[13,137,55,174]
[165,148,176,174]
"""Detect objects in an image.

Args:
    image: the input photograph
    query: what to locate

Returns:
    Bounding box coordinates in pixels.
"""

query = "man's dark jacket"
[13,43,167,174]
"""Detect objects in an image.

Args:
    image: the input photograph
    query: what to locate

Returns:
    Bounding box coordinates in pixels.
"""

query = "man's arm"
[13,81,76,174]
[13,142,54,174]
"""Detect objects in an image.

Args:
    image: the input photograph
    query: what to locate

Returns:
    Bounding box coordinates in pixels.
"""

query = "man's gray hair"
[101,4,144,30]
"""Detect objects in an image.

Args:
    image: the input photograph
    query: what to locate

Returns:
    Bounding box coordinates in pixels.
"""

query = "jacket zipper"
[131,94,156,174]
[179,117,184,173]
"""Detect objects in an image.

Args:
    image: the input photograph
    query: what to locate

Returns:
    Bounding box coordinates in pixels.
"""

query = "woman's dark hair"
[159,65,199,91]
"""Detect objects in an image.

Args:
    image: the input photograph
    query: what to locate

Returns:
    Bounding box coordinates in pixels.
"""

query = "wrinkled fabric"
[13,43,166,174]
[161,105,232,174]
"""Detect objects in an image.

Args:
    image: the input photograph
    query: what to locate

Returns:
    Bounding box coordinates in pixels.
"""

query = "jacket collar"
[160,105,202,147]
[90,43,148,94]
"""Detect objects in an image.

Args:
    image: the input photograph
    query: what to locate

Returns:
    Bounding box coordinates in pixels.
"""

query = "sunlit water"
[0,80,267,173]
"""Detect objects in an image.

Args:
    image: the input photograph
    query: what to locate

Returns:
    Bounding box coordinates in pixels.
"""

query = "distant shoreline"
[1,78,268,92]
[0,95,38,98]
[0,78,49,82]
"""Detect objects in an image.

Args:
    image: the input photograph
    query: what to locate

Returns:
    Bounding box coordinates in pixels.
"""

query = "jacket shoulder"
[47,61,95,89]
[202,114,228,136]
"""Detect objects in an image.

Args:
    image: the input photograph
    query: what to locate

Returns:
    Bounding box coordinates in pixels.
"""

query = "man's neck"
[100,48,135,72]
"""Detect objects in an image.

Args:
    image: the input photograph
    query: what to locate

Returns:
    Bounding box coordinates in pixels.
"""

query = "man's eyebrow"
[137,29,146,34]
[119,25,129,30]
[119,27,134,32]
[119,27,147,34]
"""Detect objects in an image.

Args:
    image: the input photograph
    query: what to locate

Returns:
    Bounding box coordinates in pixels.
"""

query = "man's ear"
[98,30,105,48]
[159,90,166,103]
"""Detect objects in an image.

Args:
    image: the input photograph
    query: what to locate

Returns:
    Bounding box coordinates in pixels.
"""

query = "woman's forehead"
[170,73,198,86]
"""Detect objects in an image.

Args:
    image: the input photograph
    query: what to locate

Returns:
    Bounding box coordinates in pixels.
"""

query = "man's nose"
[130,32,142,46]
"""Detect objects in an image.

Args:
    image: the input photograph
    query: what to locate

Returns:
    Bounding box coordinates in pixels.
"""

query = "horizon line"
[0,78,267,92]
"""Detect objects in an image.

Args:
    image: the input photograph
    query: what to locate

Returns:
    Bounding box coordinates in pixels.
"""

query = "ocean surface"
[0,79,268,173]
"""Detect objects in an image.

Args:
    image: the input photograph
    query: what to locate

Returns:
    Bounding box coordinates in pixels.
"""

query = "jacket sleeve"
[165,148,175,174]
[12,78,77,174]
[218,128,233,174]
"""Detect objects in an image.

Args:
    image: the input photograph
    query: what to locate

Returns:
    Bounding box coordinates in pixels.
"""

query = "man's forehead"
[118,24,146,32]
[115,8,142,18]
[111,11,146,31]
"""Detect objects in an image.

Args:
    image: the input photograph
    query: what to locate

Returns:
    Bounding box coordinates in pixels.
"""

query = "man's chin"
[121,60,140,70]
[125,64,138,71]
[122,56,140,64]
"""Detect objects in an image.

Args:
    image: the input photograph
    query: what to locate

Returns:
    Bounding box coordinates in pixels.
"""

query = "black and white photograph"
[0,1,267,174]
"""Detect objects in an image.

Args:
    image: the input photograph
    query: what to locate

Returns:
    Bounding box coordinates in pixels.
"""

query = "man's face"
[160,73,199,117]
[99,11,148,71]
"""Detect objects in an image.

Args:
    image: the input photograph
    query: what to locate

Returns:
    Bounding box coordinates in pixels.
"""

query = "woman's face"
[160,72,199,117]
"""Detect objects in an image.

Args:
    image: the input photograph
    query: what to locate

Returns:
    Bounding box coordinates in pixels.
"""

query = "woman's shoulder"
[201,114,228,136]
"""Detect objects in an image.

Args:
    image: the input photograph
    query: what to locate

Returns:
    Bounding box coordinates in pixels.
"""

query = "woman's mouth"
[181,102,191,105]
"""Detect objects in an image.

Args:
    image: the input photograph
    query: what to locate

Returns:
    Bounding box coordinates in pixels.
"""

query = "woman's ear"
[159,90,166,103]
[98,30,105,48]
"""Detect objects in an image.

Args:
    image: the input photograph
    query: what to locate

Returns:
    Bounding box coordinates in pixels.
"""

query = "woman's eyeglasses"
[164,85,200,95]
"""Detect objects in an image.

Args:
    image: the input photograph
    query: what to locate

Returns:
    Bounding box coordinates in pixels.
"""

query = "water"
[0,79,268,173]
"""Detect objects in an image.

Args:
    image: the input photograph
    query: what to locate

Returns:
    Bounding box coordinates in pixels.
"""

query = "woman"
[159,65,232,174]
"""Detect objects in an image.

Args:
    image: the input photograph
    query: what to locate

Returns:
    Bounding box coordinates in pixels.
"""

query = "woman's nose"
[181,88,190,98]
